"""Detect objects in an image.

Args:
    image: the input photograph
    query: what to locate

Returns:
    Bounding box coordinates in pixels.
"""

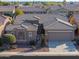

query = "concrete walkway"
[0,51,79,56]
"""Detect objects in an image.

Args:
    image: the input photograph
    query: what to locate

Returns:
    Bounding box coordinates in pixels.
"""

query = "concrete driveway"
[48,40,78,52]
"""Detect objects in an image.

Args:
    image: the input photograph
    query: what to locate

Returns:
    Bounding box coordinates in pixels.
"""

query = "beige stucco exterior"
[0,16,11,37]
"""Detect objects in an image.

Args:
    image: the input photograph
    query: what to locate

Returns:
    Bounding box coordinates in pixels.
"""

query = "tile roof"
[15,14,68,25]
[0,6,15,12]
[19,6,46,12]
[6,14,73,31]
[49,5,62,11]
[21,23,37,31]
[63,3,79,11]
[45,18,74,30]
[5,24,24,31]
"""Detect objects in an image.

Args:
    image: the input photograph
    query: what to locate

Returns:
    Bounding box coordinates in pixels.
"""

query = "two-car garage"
[46,30,78,53]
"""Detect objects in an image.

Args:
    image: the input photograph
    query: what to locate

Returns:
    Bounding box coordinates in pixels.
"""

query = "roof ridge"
[56,18,73,27]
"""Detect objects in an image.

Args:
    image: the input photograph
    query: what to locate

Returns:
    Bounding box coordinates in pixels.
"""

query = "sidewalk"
[0,51,79,57]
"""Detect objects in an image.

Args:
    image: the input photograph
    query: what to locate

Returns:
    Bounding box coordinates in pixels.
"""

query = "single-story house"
[5,14,75,42]
[32,2,43,8]
[62,3,79,12]
[0,6,15,15]
[19,6,47,14]
[47,5,63,13]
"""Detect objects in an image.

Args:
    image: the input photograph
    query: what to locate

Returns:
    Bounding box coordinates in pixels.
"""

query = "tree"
[37,24,46,47]
[2,34,17,49]
[68,15,76,25]
[23,2,30,5]
[12,2,19,5]
[0,1,10,6]
[67,11,76,25]
[15,8,24,16]
[0,38,4,51]
[0,38,3,47]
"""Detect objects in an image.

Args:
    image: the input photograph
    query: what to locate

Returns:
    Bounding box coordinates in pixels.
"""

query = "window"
[16,31,25,40]
[28,32,32,38]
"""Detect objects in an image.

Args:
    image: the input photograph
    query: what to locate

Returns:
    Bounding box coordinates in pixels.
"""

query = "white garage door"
[48,31,74,41]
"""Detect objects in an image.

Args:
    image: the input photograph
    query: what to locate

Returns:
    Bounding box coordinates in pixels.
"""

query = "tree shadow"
[65,42,78,52]
[48,40,66,48]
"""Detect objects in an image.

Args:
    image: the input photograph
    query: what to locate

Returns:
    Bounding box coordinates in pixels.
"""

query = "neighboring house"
[32,2,43,8]
[0,6,15,14]
[0,15,11,37]
[19,6,47,14]
[62,3,79,12]
[5,14,75,42]
[47,5,62,13]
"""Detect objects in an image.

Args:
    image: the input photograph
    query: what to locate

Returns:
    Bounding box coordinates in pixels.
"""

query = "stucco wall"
[6,29,74,42]
[0,18,9,37]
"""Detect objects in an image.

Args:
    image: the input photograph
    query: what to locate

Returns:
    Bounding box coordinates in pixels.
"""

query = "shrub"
[29,40,36,46]
[15,8,24,16]
[3,34,16,44]
[11,20,15,24]
[40,34,45,47]
[0,38,3,46]
[2,34,16,49]
[23,2,30,5]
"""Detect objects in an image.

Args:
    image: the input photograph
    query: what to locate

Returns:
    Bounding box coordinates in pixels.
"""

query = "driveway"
[48,40,78,52]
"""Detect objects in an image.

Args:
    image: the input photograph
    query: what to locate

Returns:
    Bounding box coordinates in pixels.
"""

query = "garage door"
[48,31,74,41]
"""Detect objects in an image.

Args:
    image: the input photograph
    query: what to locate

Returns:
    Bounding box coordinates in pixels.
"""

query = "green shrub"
[30,40,36,46]
[3,34,16,44]
[11,20,15,24]
[2,34,17,49]
[0,38,3,46]
[23,2,30,5]
[15,8,24,16]
[40,34,45,47]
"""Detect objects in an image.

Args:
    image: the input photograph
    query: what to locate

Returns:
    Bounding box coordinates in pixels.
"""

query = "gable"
[45,19,74,30]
